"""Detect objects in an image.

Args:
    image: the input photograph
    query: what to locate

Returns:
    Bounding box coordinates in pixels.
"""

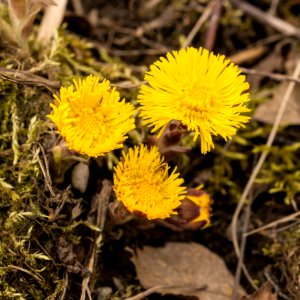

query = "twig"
[140,0,163,14]
[8,265,44,284]
[229,46,267,65]
[231,0,300,37]
[230,33,286,64]
[34,237,57,267]
[231,60,300,262]
[59,271,68,300]
[106,47,170,57]
[182,2,214,48]
[134,6,176,37]
[275,220,300,233]
[80,180,112,300]
[245,211,300,237]
[86,286,92,300]
[268,0,280,16]
[34,145,55,197]
[264,266,292,300]
[232,195,257,300]
[125,284,207,300]
[204,0,222,51]
[139,36,170,53]
[71,0,85,15]
[0,67,59,93]
[110,81,146,89]
[38,143,54,193]
[252,33,286,47]
[240,67,300,84]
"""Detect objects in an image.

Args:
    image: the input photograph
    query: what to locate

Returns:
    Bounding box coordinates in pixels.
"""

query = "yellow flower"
[186,191,212,226]
[48,75,135,157]
[113,145,186,220]
[138,47,250,154]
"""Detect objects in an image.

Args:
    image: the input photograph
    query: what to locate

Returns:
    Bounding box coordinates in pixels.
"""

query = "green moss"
[0,3,143,295]
[263,225,300,298]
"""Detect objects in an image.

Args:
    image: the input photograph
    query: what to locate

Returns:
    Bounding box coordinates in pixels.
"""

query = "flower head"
[165,188,212,230]
[138,47,250,154]
[185,189,212,227]
[48,75,135,157]
[113,145,186,220]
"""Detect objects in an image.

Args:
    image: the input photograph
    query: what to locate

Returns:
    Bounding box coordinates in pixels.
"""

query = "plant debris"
[131,242,245,300]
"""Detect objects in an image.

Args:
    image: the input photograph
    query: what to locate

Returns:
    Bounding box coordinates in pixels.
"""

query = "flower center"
[74,106,106,137]
[177,82,217,119]
[130,170,164,206]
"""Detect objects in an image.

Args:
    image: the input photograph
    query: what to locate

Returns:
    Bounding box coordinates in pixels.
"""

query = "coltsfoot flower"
[138,47,250,154]
[184,189,212,227]
[166,188,212,230]
[113,145,186,220]
[48,75,135,157]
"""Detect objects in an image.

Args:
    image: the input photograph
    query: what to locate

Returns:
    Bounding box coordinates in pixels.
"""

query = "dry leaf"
[254,82,300,125]
[131,242,245,300]
[246,44,284,90]
[21,3,43,39]
[8,0,27,19]
[8,0,57,47]
[240,282,277,300]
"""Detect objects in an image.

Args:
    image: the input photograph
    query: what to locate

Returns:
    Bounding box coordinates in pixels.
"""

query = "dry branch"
[232,0,300,37]
[0,67,59,93]
[231,60,300,266]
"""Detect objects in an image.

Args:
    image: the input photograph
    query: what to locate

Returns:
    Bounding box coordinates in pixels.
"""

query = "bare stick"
[204,0,222,51]
[71,0,85,15]
[229,46,267,65]
[110,81,147,89]
[125,284,206,300]
[231,0,300,37]
[8,265,44,284]
[264,267,292,300]
[59,271,68,300]
[0,67,59,93]
[232,196,257,300]
[34,145,55,197]
[241,67,300,84]
[231,60,300,262]
[245,211,300,237]
[268,0,280,15]
[106,47,169,57]
[80,180,112,300]
[182,2,214,48]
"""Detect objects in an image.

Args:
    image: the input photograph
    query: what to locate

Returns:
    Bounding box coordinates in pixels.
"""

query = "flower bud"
[167,188,212,230]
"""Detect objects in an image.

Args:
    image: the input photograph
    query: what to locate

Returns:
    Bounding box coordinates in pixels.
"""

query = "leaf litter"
[131,242,245,300]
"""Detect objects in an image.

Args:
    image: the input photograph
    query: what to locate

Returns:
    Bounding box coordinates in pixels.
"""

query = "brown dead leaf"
[240,282,277,300]
[131,242,245,300]
[8,0,57,45]
[8,0,27,19]
[254,82,300,125]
